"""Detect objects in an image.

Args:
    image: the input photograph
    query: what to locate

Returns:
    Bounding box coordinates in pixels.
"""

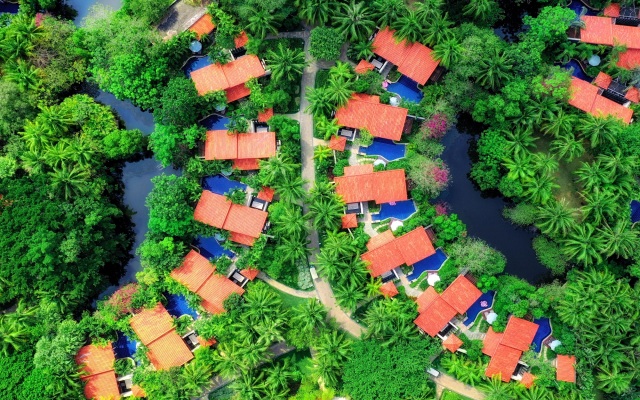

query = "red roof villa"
[362,226,435,279]
[556,355,577,383]
[75,343,120,400]
[334,164,408,209]
[203,130,276,170]
[371,27,440,85]
[568,77,633,123]
[335,94,409,141]
[194,190,268,246]
[414,275,482,338]
[483,316,539,383]
[190,55,267,102]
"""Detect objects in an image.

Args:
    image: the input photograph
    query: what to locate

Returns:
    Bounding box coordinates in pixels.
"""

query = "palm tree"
[598,219,638,258]
[574,161,612,192]
[313,249,343,281]
[550,134,584,162]
[254,317,286,346]
[596,364,633,394]
[291,299,327,334]
[347,40,374,61]
[333,0,376,43]
[463,0,495,22]
[38,105,73,135]
[314,145,333,163]
[517,386,552,400]
[49,163,91,200]
[274,173,306,203]
[298,0,333,25]
[20,150,45,175]
[44,140,74,169]
[4,60,40,92]
[334,281,365,311]
[308,197,344,232]
[322,230,356,258]
[309,180,336,201]
[536,199,577,238]
[325,77,353,107]
[476,48,512,90]
[365,277,382,298]
[315,116,340,140]
[277,236,310,265]
[392,10,424,43]
[182,361,213,396]
[578,114,621,148]
[541,109,576,138]
[580,188,618,225]
[523,174,558,205]
[371,0,407,28]
[305,87,334,118]
[329,61,354,81]
[597,149,634,177]
[272,205,308,238]
[21,119,52,153]
[0,314,30,356]
[422,13,453,47]
[266,43,308,84]
[230,372,267,400]
[503,153,534,182]
[531,153,559,176]
[504,127,537,157]
[259,154,300,187]
[246,10,280,39]
[562,224,605,266]
[432,37,463,68]
[525,96,561,126]
[481,375,514,400]
[415,0,444,23]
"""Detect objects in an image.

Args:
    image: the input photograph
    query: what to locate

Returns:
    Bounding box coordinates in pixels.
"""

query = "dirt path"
[257,271,318,298]
[431,373,487,400]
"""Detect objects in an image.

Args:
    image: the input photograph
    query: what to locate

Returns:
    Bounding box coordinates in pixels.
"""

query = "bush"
[449,238,506,277]
[532,236,568,276]
[114,358,135,376]
[309,27,343,61]
[502,203,537,226]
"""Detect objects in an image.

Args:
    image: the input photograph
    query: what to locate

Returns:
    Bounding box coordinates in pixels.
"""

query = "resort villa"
[194,190,268,246]
[334,94,410,141]
[129,304,194,370]
[413,275,482,340]
[203,129,276,170]
[171,250,246,314]
[190,54,267,102]
[334,164,408,213]
[568,77,634,123]
[556,354,577,383]
[483,316,539,383]
[361,227,435,280]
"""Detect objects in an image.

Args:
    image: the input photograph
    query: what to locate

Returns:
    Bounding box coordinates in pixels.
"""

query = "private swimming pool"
[183,56,212,78]
[406,248,448,281]
[387,75,424,103]
[0,3,19,13]
[372,200,416,221]
[631,200,640,223]
[165,293,199,319]
[195,235,235,260]
[201,114,230,130]
[361,138,407,161]
[202,174,247,195]
[463,290,496,326]
[568,0,597,16]
[113,331,137,359]
[563,59,591,82]
[532,317,552,353]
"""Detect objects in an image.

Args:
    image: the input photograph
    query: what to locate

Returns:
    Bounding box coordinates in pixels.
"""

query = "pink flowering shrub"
[435,202,449,216]
[420,113,449,140]
[408,155,451,199]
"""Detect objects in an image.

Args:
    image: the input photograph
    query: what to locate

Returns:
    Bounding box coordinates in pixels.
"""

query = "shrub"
[114,358,135,376]
[532,236,568,276]
[309,27,343,61]
[502,203,537,226]
[408,155,450,199]
[449,238,506,277]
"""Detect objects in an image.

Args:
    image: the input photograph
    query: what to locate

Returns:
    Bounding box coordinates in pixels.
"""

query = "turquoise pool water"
[387,75,423,103]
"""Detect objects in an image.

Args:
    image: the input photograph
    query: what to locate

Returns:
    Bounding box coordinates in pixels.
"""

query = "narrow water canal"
[65,0,122,25]
[437,127,549,284]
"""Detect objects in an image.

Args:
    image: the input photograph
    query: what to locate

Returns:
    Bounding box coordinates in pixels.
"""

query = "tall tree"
[562,224,605,266]
[432,37,463,68]
[298,0,334,25]
[476,48,512,90]
[392,10,424,43]
[536,199,577,238]
[371,0,407,28]
[266,43,308,84]
[333,0,376,43]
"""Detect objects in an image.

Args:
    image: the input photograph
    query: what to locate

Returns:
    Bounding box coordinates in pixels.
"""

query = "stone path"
[430,373,486,400]
[257,271,318,298]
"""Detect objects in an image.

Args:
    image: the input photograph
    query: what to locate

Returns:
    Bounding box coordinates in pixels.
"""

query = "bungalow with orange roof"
[568,77,633,123]
[170,250,246,314]
[361,226,435,280]
[188,14,216,39]
[129,304,194,370]
[371,27,441,85]
[414,275,482,340]
[482,316,539,383]
[203,130,276,170]
[355,59,375,75]
[249,186,275,211]
[190,55,267,102]
[556,355,577,383]
[593,71,640,103]
[75,343,121,399]
[194,190,268,246]
[334,94,409,141]
[334,164,408,213]
[379,281,399,298]
[341,213,358,229]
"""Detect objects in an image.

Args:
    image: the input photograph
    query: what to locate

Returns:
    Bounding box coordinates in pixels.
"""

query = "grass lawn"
[273,287,308,309]
[440,389,474,400]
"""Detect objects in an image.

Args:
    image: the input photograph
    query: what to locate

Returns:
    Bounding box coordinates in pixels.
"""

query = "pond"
[436,126,549,284]
[66,0,122,25]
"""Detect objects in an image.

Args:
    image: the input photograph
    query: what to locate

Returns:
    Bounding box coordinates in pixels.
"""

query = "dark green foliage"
[448,237,506,277]
[470,129,507,191]
[149,124,206,168]
[146,174,199,238]
[122,0,173,24]
[102,129,145,160]
[154,77,203,128]
[0,81,35,143]
[0,349,35,400]
[532,236,568,276]
[309,26,343,61]
[343,339,439,400]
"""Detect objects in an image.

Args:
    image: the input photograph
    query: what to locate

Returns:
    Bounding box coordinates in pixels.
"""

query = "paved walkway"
[396,269,423,298]
[157,0,206,40]
[257,272,318,298]
[431,373,486,400]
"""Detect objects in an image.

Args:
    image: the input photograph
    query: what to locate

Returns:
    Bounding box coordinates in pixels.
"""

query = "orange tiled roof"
[416,286,439,313]
[194,191,268,243]
[341,213,358,229]
[328,135,347,151]
[170,250,215,293]
[191,55,265,96]
[147,332,194,370]
[353,93,381,103]
[440,275,482,314]
[234,31,249,48]
[334,169,408,204]
[604,3,621,17]
[617,48,640,69]
[414,296,457,337]
[482,327,504,356]
[520,372,536,389]
[129,304,175,344]
[198,335,218,348]
[568,77,633,124]
[593,71,612,89]
[443,334,463,352]
[75,341,121,399]
[225,83,252,103]
[189,14,215,39]
[580,16,614,46]
[355,59,374,74]
[229,231,257,246]
[626,87,639,103]
[612,24,640,49]
[233,158,261,170]
[198,273,245,314]
[485,344,523,382]
[257,187,275,202]
[362,227,435,277]
[335,96,408,141]
[380,281,399,297]
[204,130,276,162]
[241,267,259,281]
[82,371,120,400]
[257,107,274,123]
[366,230,396,251]
[344,164,374,176]
[372,27,440,84]
[132,385,146,398]
[556,355,577,383]
[501,317,539,352]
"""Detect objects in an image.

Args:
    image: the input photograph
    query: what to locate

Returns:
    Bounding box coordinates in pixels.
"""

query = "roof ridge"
[84,368,116,379]
[146,328,178,347]
[194,267,218,294]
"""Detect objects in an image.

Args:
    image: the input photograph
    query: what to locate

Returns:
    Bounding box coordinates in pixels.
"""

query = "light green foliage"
[146,174,199,238]
[432,214,466,246]
[493,276,551,321]
[138,236,188,273]
[523,6,576,47]
[309,27,343,61]
[0,155,17,178]
[448,237,506,277]
[102,129,145,159]
[332,0,375,42]
[122,0,173,24]
[532,236,567,276]
[502,203,537,226]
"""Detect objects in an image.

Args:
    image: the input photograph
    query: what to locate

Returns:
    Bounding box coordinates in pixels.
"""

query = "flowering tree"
[106,283,139,317]
[408,155,450,199]
[419,113,449,140]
